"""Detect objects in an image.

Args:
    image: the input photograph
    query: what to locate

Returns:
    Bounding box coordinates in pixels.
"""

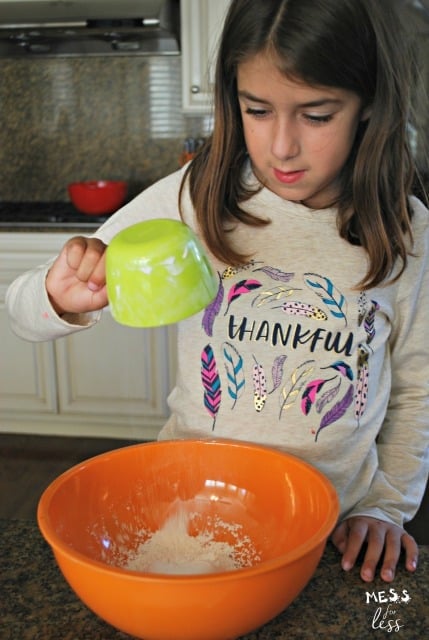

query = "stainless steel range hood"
[0,1,180,57]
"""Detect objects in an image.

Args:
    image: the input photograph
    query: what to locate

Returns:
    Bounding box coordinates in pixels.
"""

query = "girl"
[6,0,429,584]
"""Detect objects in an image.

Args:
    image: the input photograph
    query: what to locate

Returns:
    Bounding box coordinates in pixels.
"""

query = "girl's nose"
[271,120,300,160]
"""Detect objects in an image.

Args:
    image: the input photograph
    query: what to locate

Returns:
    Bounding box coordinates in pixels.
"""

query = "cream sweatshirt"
[6,165,429,527]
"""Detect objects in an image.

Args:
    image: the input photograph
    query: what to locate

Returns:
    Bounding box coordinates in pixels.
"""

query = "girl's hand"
[331,516,418,582]
[46,236,108,316]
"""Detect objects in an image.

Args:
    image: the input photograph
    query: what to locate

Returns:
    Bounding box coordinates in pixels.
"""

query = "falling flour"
[123,507,260,575]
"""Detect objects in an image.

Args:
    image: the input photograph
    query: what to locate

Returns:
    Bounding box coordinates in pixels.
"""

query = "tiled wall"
[0,55,211,202]
[0,40,428,204]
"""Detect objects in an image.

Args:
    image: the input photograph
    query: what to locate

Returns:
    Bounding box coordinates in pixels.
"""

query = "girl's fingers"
[66,237,107,283]
[334,517,418,583]
[401,531,419,573]
[366,525,401,583]
[339,518,369,572]
[331,521,349,554]
[85,251,107,290]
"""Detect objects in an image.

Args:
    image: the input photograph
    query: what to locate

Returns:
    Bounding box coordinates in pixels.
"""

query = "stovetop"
[0,201,110,229]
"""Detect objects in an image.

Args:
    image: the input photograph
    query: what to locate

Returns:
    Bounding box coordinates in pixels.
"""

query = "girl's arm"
[5,252,103,343]
[6,168,186,343]
[333,197,429,581]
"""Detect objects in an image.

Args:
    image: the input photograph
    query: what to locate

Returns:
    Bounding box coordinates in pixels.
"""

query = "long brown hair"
[180,0,420,290]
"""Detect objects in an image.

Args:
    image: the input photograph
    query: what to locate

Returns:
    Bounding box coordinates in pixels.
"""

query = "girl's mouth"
[273,168,305,184]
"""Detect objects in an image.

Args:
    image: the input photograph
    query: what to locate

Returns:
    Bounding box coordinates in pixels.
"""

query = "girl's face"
[237,53,368,208]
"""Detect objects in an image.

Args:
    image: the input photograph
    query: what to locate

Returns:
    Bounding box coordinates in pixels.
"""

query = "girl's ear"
[361,105,372,121]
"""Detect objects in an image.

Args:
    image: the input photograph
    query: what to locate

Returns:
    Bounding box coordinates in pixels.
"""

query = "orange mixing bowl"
[37,439,339,640]
[68,180,127,215]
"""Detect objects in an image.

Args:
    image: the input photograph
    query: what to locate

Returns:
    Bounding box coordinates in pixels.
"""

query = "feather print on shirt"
[279,360,315,419]
[223,341,245,408]
[315,377,341,413]
[252,356,267,412]
[281,300,328,320]
[201,345,221,430]
[305,359,353,418]
[224,279,262,315]
[268,354,288,394]
[301,376,336,416]
[221,259,262,280]
[355,294,379,421]
[304,273,347,325]
[355,344,370,423]
[252,286,301,308]
[252,265,295,282]
[357,291,367,326]
[202,273,224,337]
[321,360,354,380]
[364,300,380,345]
[314,383,354,441]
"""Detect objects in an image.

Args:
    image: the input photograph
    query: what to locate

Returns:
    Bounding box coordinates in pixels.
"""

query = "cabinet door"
[0,234,66,420]
[0,308,57,415]
[54,308,175,432]
[181,0,231,113]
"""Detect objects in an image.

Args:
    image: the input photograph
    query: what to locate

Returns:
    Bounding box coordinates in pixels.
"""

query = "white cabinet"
[0,233,177,440]
[180,0,231,113]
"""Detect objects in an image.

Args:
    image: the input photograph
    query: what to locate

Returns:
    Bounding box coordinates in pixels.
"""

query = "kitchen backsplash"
[0,55,212,202]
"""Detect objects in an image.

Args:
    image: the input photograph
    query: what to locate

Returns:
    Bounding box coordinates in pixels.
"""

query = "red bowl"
[68,180,127,215]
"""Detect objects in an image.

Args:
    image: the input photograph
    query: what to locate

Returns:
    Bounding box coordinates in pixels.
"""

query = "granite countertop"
[1,519,427,640]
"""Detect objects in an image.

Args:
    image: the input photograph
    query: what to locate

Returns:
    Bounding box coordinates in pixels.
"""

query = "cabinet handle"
[191,85,201,94]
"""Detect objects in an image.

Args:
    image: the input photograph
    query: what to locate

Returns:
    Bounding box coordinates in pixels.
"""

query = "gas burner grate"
[0,202,109,228]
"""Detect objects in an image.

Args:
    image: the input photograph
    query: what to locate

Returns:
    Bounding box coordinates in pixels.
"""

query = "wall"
[0,55,211,202]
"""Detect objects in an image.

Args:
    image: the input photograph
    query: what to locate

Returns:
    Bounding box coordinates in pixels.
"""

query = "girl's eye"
[244,107,270,118]
[303,113,334,124]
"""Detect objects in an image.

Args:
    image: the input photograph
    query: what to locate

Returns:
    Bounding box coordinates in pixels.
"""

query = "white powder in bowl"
[123,507,260,575]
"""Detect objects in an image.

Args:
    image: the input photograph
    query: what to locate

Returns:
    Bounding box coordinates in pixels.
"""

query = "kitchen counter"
[1,519,427,639]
